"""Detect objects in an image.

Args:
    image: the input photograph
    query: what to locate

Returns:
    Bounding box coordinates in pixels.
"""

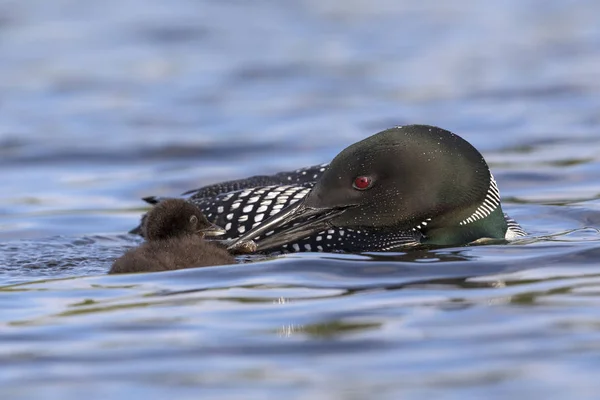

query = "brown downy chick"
[110,199,235,274]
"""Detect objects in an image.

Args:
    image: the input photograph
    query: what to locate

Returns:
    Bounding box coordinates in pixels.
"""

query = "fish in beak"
[198,222,227,237]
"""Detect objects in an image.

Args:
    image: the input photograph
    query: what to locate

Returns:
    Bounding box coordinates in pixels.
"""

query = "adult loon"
[133,125,525,253]
[111,199,235,273]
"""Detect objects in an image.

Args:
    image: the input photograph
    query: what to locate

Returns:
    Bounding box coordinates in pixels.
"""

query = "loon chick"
[133,125,526,253]
[111,199,235,274]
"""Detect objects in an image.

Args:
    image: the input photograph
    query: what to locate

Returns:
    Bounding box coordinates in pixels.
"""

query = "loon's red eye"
[353,176,372,190]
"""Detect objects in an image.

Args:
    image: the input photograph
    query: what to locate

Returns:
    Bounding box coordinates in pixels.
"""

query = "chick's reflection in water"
[110,199,252,274]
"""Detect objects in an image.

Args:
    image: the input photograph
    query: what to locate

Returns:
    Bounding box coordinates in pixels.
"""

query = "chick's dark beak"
[226,200,351,252]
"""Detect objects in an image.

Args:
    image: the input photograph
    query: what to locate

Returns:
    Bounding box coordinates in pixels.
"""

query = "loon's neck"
[421,206,508,246]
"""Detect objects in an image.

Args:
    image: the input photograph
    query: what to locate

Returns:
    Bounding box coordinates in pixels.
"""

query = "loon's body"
[133,125,525,253]
[112,199,235,274]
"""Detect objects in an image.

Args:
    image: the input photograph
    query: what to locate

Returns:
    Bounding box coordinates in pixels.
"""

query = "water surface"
[1,0,600,398]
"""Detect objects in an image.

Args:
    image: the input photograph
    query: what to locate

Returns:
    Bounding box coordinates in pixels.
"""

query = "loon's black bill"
[227,201,350,252]
[199,222,227,237]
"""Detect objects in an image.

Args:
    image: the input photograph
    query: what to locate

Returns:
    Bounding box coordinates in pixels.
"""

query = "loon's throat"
[418,173,508,246]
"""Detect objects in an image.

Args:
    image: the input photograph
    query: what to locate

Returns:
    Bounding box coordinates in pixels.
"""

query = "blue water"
[1,0,600,398]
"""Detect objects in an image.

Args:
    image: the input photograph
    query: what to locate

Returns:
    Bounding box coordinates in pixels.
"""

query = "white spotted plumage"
[193,184,311,241]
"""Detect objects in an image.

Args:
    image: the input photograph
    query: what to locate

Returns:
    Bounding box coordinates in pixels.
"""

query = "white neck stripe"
[459,173,500,226]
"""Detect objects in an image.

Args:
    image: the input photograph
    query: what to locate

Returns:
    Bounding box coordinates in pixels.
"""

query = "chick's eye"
[353,176,372,190]
[189,215,198,225]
